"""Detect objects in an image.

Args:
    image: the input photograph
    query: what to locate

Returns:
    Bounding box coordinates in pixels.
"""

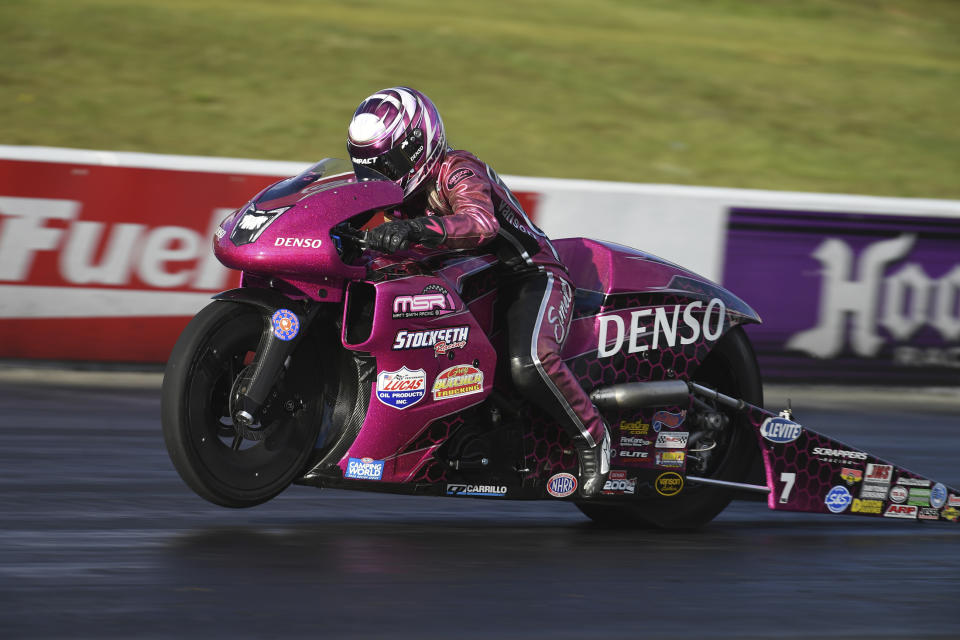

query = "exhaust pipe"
[590,380,690,410]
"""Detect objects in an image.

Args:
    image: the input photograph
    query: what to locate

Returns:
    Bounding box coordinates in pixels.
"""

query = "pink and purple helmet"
[346,87,447,198]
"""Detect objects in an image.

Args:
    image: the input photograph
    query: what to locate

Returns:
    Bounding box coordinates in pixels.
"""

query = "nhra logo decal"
[393,326,469,356]
[546,473,577,498]
[392,285,455,319]
[446,484,507,497]
[271,309,299,341]
[652,409,686,432]
[597,298,727,358]
[655,472,684,497]
[655,432,689,449]
[432,365,484,400]
[884,504,918,520]
[759,417,803,444]
[601,471,636,495]
[824,485,852,513]
[345,457,385,481]
[376,367,426,409]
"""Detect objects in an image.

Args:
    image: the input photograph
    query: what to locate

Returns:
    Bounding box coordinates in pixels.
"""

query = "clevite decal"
[597,298,727,358]
[760,417,803,444]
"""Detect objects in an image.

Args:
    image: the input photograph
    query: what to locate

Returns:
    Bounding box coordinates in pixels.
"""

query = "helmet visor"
[351,128,425,182]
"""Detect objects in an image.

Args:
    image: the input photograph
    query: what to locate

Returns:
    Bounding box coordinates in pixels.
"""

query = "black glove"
[364,218,445,253]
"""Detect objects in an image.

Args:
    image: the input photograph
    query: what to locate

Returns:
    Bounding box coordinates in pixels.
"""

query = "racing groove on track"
[0,382,958,639]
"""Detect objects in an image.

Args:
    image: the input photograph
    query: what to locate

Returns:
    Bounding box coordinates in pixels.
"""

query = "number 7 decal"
[779,472,796,504]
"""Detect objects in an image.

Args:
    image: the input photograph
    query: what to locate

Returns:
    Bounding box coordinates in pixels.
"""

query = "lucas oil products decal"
[376,367,426,409]
[345,457,384,481]
[432,364,484,400]
[271,309,299,341]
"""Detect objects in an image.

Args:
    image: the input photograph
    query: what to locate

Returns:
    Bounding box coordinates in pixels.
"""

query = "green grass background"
[1,0,958,197]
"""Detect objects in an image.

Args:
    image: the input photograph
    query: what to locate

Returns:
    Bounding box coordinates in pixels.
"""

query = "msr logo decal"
[392,284,455,319]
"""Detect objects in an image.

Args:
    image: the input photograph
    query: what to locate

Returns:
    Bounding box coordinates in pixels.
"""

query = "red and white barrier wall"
[1,146,959,384]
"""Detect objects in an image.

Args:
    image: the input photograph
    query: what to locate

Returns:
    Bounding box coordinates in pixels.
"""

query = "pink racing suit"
[396,149,605,449]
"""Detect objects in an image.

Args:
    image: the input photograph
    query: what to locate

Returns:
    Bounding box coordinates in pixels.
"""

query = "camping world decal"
[432,364,484,400]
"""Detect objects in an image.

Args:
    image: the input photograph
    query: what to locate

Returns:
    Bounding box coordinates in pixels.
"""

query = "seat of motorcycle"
[553,237,698,296]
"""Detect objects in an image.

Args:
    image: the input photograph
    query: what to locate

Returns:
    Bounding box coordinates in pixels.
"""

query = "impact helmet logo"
[271,309,299,341]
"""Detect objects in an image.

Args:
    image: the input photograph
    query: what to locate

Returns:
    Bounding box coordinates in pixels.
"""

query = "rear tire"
[161,301,324,508]
[577,326,763,529]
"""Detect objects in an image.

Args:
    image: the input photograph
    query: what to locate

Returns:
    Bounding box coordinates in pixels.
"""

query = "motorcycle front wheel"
[161,300,324,508]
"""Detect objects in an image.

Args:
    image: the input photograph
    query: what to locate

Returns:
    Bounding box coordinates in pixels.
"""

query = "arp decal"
[546,473,577,498]
[884,504,918,520]
[376,367,426,409]
[271,309,299,341]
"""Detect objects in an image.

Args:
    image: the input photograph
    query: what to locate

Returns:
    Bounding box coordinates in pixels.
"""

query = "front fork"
[212,289,323,427]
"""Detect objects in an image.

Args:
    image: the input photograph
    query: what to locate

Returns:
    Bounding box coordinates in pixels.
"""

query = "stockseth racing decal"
[376,367,426,409]
[345,457,384,481]
[760,416,803,443]
[432,364,484,400]
[546,473,577,498]
[446,484,507,497]
[392,326,469,357]
[271,309,299,341]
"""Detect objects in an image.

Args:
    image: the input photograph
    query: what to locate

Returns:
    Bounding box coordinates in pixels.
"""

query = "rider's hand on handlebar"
[364,219,423,253]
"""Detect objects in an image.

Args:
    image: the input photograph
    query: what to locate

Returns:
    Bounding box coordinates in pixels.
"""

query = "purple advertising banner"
[722,208,960,385]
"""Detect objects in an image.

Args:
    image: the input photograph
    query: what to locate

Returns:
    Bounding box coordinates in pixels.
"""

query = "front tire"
[161,300,324,508]
[578,326,763,529]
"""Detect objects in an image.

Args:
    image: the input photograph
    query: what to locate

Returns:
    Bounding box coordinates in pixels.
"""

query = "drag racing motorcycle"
[161,159,960,528]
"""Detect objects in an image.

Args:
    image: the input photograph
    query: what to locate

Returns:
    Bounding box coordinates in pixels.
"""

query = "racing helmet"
[347,87,447,198]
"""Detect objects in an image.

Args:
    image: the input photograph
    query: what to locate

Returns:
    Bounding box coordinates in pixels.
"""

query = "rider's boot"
[578,421,611,499]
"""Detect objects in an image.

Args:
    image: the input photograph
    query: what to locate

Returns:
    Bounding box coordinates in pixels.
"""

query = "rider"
[347,87,611,498]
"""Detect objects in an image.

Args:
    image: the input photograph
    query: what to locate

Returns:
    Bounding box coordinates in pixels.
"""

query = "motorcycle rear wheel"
[162,300,324,508]
[577,326,763,529]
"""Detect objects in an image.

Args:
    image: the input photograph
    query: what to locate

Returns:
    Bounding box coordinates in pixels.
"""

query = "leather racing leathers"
[391,149,606,450]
